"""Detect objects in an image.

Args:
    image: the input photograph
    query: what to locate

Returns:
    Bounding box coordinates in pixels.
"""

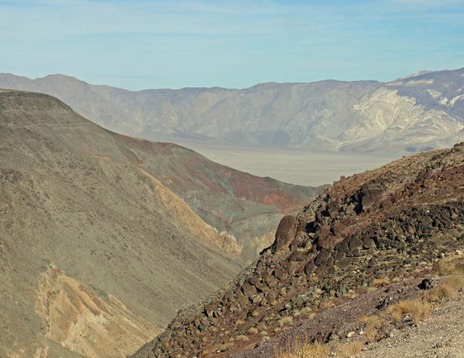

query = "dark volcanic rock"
[272,215,298,253]
[132,143,464,358]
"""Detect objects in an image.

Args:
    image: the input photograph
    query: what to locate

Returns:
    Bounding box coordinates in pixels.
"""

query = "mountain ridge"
[1,68,463,153]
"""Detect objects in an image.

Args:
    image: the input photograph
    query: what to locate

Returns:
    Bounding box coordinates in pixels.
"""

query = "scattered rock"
[418,278,433,290]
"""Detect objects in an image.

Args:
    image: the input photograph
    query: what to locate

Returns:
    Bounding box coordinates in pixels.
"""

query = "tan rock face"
[1,68,463,153]
[35,264,160,358]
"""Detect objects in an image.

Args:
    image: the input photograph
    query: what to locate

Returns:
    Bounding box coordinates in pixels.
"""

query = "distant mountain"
[0,68,463,152]
[133,143,464,357]
[0,90,320,357]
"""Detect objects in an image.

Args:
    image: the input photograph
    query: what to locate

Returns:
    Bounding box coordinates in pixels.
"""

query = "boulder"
[272,215,298,252]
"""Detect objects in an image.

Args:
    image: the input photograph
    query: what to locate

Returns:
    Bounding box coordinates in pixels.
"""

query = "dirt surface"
[359,291,464,358]
[184,143,397,187]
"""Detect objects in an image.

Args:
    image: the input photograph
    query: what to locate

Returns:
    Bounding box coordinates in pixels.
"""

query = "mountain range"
[0,68,463,153]
[0,89,321,357]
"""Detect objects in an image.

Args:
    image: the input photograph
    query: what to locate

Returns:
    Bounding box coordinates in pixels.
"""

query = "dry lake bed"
[182,143,400,187]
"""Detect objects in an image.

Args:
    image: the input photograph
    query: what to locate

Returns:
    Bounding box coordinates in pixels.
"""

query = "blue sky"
[0,0,463,90]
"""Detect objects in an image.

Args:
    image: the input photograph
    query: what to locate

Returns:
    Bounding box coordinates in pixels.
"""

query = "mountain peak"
[40,73,84,82]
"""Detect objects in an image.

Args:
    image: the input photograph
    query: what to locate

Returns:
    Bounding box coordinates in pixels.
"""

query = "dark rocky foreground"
[132,143,464,358]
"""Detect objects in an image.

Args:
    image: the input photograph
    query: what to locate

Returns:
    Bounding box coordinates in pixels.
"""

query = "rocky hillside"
[0,68,463,152]
[0,90,318,357]
[133,143,464,357]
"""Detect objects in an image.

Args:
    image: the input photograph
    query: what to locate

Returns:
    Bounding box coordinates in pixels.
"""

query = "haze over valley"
[2,68,463,185]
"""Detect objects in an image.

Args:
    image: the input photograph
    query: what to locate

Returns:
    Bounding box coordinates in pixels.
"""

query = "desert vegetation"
[272,267,463,358]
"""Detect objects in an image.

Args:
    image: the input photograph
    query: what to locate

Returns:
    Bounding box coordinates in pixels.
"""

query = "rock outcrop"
[133,143,464,358]
[272,215,298,253]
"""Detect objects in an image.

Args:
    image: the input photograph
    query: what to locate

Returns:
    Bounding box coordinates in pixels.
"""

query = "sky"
[0,0,463,90]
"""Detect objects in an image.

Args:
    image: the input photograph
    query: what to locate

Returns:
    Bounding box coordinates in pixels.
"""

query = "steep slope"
[0,90,244,357]
[133,143,464,357]
[1,68,463,152]
[0,89,321,357]
[117,139,323,262]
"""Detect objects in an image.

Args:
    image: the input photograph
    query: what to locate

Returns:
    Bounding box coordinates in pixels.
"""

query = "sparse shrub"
[437,259,456,275]
[235,334,249,341]
[390,306,403,323]
[427,275,464,302]
[300,307,314,318]
[436,258,464,276]
[345,290,359,299]
[297,342,329,358]
[444,274,464,292]
[336,341,363,358]
[274,342,329,358]
[370,277,390,287]
[388,300,431,324]
[360,315,382,341]
[247,327,259,335]
[319,300,334,309]
[455,261,464,273]
[214,342,234,352]
[279,316,294,327]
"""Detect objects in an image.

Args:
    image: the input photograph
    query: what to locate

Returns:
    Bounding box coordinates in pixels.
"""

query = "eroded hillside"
[0,90,239,357]
[116,138,323,262]
[0,89,321,357]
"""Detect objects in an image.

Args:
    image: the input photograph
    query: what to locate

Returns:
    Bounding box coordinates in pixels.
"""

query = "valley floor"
[177,143,399,186]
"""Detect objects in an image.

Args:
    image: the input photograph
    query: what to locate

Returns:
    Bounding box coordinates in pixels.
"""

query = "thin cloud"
[391,0,464,7]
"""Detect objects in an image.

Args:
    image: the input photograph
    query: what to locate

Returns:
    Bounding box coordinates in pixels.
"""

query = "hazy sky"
[1,0,463,90]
